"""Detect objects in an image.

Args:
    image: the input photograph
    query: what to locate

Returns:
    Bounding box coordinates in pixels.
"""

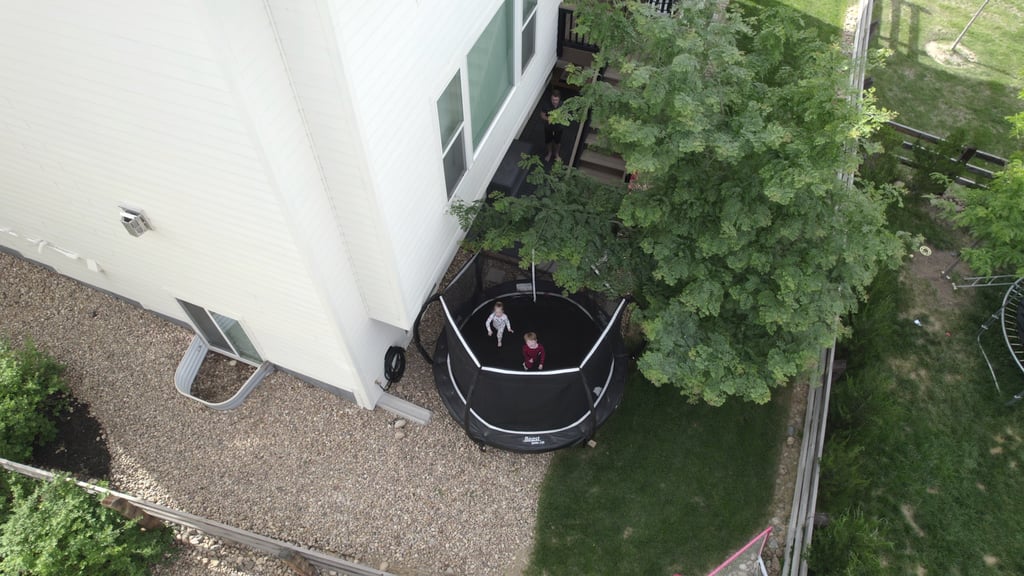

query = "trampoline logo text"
[522,436,546,446]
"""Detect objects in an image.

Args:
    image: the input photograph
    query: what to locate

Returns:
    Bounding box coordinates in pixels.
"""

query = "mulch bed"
[29,392,111,482]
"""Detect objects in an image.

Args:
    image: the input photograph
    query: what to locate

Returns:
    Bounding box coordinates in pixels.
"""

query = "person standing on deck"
[540,90,563,163]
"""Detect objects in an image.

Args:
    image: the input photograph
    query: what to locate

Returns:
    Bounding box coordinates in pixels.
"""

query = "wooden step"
[602,66,621,85]
[560,47,595,69]
[553,47,597,90]
[579,165,627,186]
[579,149,627,174]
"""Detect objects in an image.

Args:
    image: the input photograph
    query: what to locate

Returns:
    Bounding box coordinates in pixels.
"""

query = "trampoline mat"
[461,294,601,370]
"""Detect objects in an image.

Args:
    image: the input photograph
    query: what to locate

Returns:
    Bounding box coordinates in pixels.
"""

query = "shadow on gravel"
[30,392,112,481]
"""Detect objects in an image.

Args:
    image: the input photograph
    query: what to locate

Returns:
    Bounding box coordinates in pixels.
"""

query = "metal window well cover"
[419,252,629,452]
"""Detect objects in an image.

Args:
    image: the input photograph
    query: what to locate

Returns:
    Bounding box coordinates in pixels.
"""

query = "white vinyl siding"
[0,0,374,405]
[328,1,559,329]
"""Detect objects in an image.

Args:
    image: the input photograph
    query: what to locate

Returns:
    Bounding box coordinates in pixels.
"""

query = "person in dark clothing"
[522,332,546,371]
[540,90,563,163]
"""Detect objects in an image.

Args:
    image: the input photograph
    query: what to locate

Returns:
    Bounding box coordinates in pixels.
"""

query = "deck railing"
[557,2,675,56]
[885,120,1008,189]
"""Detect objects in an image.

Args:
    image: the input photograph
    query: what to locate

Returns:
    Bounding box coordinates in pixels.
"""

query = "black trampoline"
[415,252,628,452]
[978,276,1024,405]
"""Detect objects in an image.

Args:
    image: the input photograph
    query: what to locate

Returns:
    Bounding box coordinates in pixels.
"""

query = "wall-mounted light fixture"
[119,207,151,237]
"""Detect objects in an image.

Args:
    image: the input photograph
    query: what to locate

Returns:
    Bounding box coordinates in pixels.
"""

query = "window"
[179,300,262,364]
[437,72,467,197]
[468,0,514,146]
[521,0,538,73]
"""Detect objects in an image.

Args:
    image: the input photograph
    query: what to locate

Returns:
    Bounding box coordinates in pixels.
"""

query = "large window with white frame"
[437,0,536,198]
[437,71,467,197]
[467,0,514,147]
[521,0,538,73]
[178,300,262,364]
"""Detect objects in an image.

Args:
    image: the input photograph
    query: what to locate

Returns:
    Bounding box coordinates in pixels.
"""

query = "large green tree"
[454,1,903,404]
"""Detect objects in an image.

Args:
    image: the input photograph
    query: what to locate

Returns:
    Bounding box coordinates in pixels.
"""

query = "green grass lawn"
[742,0,850,30]
[870,0,1024,156]
[736,0,849,42]
[527,374,789,575]
[815,246,1024,574]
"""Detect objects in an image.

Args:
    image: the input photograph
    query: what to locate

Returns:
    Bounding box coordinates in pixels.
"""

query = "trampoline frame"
[977,276,1024,405]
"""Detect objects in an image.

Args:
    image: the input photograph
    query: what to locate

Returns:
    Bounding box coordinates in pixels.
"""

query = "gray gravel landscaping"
[0,251,549,576]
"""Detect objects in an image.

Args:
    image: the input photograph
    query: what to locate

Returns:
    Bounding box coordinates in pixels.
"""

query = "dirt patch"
[760,379,809,575]
[925,41,978,68]
[29,392,111,482]
[190,352,257,404]
[901,248,973,335]
[900,503,926,537]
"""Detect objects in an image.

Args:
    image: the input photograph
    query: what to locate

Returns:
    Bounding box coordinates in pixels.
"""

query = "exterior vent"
[119,207,151,237]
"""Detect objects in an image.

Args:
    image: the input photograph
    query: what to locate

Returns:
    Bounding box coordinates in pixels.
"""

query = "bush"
[0,475,174,576]
[805,508,893,575]
[0,472,15,521]
[859,129,904,186]
[817,433,873,512]
[0,340,68,462]
[908,129,969,195]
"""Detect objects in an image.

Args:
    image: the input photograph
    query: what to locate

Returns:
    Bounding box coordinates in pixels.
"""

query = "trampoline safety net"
[423,252,629,452]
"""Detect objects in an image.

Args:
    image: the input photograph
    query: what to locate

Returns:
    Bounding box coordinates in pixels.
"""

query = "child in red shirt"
[522,332,545,371]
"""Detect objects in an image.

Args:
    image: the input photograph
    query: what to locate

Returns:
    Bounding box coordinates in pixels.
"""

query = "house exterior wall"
[0,0,382,405]
[0,0,558,409]
[326,0,559,325]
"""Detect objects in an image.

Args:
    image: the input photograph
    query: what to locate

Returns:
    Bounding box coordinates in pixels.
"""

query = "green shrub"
[0,475,174,576]
[908,129,968,195]
[817,433,872,512]
[0,472,13,521]
[805,508,893,576]
[859,129,904,186]
[0,340,68,461]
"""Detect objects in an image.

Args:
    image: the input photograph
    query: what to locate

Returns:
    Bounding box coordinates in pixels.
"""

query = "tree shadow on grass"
[871,0,1023,156]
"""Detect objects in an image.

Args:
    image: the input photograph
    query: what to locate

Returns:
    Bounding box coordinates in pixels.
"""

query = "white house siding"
[0,0,385,406]
[326,0,560,326]
[262,0,407,329]
[197,0,407,407]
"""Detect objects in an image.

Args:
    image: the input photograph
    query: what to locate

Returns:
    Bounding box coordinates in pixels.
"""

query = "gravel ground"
[0,251,549,576]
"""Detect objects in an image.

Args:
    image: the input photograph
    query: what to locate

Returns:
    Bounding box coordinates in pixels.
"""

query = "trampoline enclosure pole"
[532,250,537,303]
[579,370,598,441]
[461,366,484,441]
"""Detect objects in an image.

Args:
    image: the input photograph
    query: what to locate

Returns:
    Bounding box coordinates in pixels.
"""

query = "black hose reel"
[380,345,406,392]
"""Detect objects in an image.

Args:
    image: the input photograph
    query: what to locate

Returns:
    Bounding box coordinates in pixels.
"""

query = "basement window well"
[178,300,262,364]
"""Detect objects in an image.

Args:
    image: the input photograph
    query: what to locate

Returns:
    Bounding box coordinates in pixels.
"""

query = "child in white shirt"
[485,301,513,347]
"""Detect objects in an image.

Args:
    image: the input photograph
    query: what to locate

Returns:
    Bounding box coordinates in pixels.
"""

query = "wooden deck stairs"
[553,52,629,186]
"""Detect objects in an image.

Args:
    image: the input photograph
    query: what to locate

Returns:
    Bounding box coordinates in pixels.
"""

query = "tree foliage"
[0,476,174,575]
[0,340,67,462]
[937,89,1024,276]
[454,1,903,404]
